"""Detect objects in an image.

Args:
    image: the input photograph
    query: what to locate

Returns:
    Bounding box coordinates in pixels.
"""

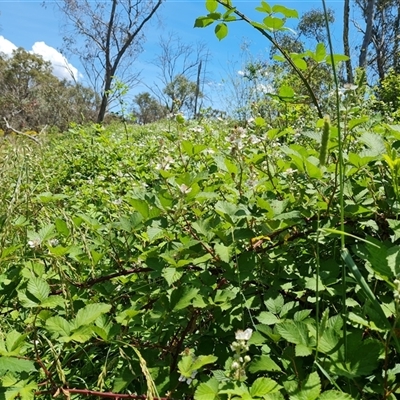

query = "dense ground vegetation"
[1,103,400,398]
[1,1,400,399]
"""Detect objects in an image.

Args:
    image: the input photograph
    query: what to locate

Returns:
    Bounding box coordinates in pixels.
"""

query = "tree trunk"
[95,0,163,123]
[96,0,117,123]
[394,6,400,73]
[359,0,375,68]
[97,73,112,123]
[194,60,202,118]
[343,0,354,83]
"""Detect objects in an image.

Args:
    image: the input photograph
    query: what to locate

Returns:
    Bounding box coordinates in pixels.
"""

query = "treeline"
[0,45,208,132]
[0,48,99,133]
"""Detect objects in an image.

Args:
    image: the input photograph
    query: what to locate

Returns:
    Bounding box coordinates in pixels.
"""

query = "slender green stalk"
[321,0,347,359]
[314,212,321,363]
[321,0,345,247]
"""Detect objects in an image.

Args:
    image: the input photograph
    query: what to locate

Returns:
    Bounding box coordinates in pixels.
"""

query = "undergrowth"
[0,0,400,399]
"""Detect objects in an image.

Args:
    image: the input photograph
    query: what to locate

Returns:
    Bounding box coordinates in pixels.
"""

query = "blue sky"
[0,1,358,110]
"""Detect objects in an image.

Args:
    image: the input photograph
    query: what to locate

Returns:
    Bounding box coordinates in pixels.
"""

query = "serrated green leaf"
[38,224,56,241]
[215,22,228,40]
[127,198,149,219]
[147,226,164,242]
[273,54,286,62]
[214,242,231,263]
[257,311,279,325]
[73,303,111,330]
[162,267,183,286]
[55,218,69,237]
[294,310,312,321]
[194,377,219,400]
[35,192,67,203]
[318,328,341,353]
[331,335,383,378]
[17,291,40,308]
[40,296,65,309]
[287,371,320,400]
[1,380,37,400]
[92,326,109,341]
[112,367,135,392]
[250,377,281,397]
[46,316,71,337]
[341,248,393,334]
[5,331,26,355]
[214,200,237,219]
[276,321,311,346]
[265,294,284,314]
[387,220,400,243]
[191,355,218,371]
[359,132,386,155]
[295,343,313,357]
[66,327,93,343]
[255,116,266,127]
[0,357,35,373]
[224,158,238,175]
[347,116,369,131]
[248,355,281,373]
[170,286,199,310]
[27,277,49,303]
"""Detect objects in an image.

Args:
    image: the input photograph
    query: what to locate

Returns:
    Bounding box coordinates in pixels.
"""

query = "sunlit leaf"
[263,16,284,31]
[215,22,228,40]
[250,377,281,396]
[194,377,219,400]
[272,4,298,18]
[73,303,111,330]
[0,357,36,373]
[206,0,218,13]
[27,277,49,303]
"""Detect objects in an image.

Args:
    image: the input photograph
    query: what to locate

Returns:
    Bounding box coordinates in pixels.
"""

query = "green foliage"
[132,92,167,124]
[163,74,203,116]
[373,69,400,122]
[0,48,99,132]
[297,8,335,43]
[1,103,400,398]
[1,2,400,399]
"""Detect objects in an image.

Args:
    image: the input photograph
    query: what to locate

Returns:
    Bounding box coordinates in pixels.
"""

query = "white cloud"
[31,41,79,82]
[0,36,79,82]
[0,36,17,56]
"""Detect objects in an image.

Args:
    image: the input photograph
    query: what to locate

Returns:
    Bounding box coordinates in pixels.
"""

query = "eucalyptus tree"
[150,33,210,118]
[131,92,167,124]
[163,74,203,117]
[57,0,163,123]
[355,0,400,79]
[0,49,99,131]
[343,0,353,83]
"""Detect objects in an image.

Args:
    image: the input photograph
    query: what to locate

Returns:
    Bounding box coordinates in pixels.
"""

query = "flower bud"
[231,361,240,370]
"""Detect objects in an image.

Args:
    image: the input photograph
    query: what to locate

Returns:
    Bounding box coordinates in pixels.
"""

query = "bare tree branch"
[56,0,163,122]
[3,117,41,145]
